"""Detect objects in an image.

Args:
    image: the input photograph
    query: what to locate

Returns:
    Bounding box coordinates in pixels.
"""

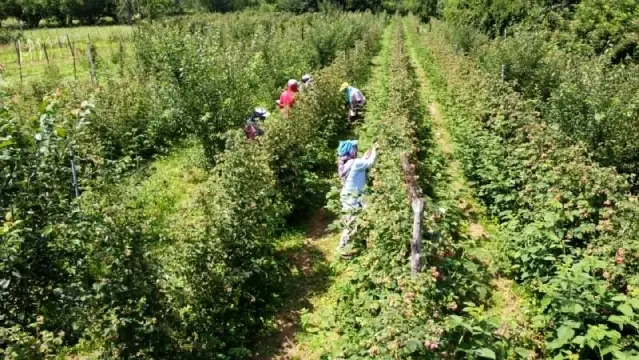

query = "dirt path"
[405,25,532,340]
[251,209,340,360]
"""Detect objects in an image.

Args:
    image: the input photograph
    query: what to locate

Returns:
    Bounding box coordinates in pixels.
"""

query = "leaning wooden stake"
[401,153,425,277]
[43,42,50,66]
[86,35,97,86]
[66,35,77,81]
[14,40,23,85]
[411,197,425,277]
[119,36,124,75]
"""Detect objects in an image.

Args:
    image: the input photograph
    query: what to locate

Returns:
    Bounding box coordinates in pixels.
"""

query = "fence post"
[401,154,425,277]
[27,39,34,62]
[15,40,23,85]
[66,35,77,81]
[411,197,425,277]
[43,42,50,66]
[86,35,97,86]
[58,37,64,59]
[119,36,125,75]
[69,146,80,198]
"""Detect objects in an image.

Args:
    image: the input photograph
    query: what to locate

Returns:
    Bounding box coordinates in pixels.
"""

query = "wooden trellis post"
[58,37,64,58]
[119,36,125,75]
[86,35,97,86]
[66,35,77,81]
[43,42,50,66]
[69,146,79,198]
[14,40,23,85]
[400,154,425,277]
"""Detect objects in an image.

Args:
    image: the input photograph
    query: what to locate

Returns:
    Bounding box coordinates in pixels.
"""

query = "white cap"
[254,107,271,118]
[302,74,312,82]
[287,79,299,87]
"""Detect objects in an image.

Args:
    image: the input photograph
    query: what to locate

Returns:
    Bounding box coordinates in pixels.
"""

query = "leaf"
[572,335,585,346]
[404,339,422,353]
[55,127,68,138]
[618,303,634,317]
[474,348,496,359]
[557,325,575,343]
[515,347,534,358]
[561,303,584,314]
[608,315,627,329]
[628,298,639,310]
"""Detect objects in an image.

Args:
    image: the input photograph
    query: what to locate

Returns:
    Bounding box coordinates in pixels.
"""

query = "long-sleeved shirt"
[279,90,295,108]
[341,149,377,196]
[346,86,366,110]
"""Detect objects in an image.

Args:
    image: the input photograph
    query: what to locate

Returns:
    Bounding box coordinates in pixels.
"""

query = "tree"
[570,0,639,62]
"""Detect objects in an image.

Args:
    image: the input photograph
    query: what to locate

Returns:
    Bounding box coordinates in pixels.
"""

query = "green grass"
[119,143,208,245]
[0,24,133,85]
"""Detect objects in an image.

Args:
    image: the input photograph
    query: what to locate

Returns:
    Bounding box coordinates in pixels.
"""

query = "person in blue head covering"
[337,140,358,182]
[337,141,378,256]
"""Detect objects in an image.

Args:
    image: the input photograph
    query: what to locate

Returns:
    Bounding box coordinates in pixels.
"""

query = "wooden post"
[400,154,425,277]
[66,35,77,81]
[58,37,64,59]
[86,35,97,86]
[69,147,79,198]
[119,36,124,75]
[411,197,425,277]
[15,40,23,85]
[43,42,50,66]
[27,39,33,62]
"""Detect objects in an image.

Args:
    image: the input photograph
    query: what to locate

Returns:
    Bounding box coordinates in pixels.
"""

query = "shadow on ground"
[251,209,336,360]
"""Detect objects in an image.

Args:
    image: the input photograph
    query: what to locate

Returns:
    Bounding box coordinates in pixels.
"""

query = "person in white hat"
[244,107,271,140]
[301,74,314,91]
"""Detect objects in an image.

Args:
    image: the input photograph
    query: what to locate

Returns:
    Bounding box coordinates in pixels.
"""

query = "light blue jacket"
[341,149,377,196]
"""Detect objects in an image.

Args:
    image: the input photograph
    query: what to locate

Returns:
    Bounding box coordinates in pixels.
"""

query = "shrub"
[412,17,639,358]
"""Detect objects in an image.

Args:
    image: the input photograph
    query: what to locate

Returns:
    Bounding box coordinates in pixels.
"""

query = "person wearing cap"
[340,82,366,124]
[278,79,299,117]
[244,107,270,140]
[337,140,358,183]
[301,74,314,91]
[338,141,378,255]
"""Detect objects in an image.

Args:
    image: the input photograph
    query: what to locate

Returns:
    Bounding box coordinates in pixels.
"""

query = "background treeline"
[0,0,437,28]
[441,0,639,186]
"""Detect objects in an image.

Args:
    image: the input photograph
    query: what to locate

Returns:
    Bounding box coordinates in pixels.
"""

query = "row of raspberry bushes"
[4,12,383,174]
[317,21,515,359]
[0,19,385,358]
[408,17,639,358]
[132,11,384,164]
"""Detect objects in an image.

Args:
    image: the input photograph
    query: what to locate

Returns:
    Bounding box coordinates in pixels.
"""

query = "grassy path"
[252,221,342,360]
[403,21,538,347]
[251,23,396,360]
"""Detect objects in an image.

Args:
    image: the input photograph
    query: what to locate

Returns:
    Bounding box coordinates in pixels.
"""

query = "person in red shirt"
[278,79,299,117]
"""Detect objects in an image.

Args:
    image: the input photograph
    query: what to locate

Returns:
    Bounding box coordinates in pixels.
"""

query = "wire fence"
[0,31,132,86]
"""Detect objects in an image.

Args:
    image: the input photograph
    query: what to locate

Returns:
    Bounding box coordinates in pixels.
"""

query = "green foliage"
[443,0,533,38]
[1,12,385,358]
[570,0,639,62]
[413,17,639,358]
[314,20,528,359]
[133,12,382,164]
[440,0,639,184]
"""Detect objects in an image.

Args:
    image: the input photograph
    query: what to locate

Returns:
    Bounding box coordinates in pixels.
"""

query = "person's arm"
[358,147,377,169]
